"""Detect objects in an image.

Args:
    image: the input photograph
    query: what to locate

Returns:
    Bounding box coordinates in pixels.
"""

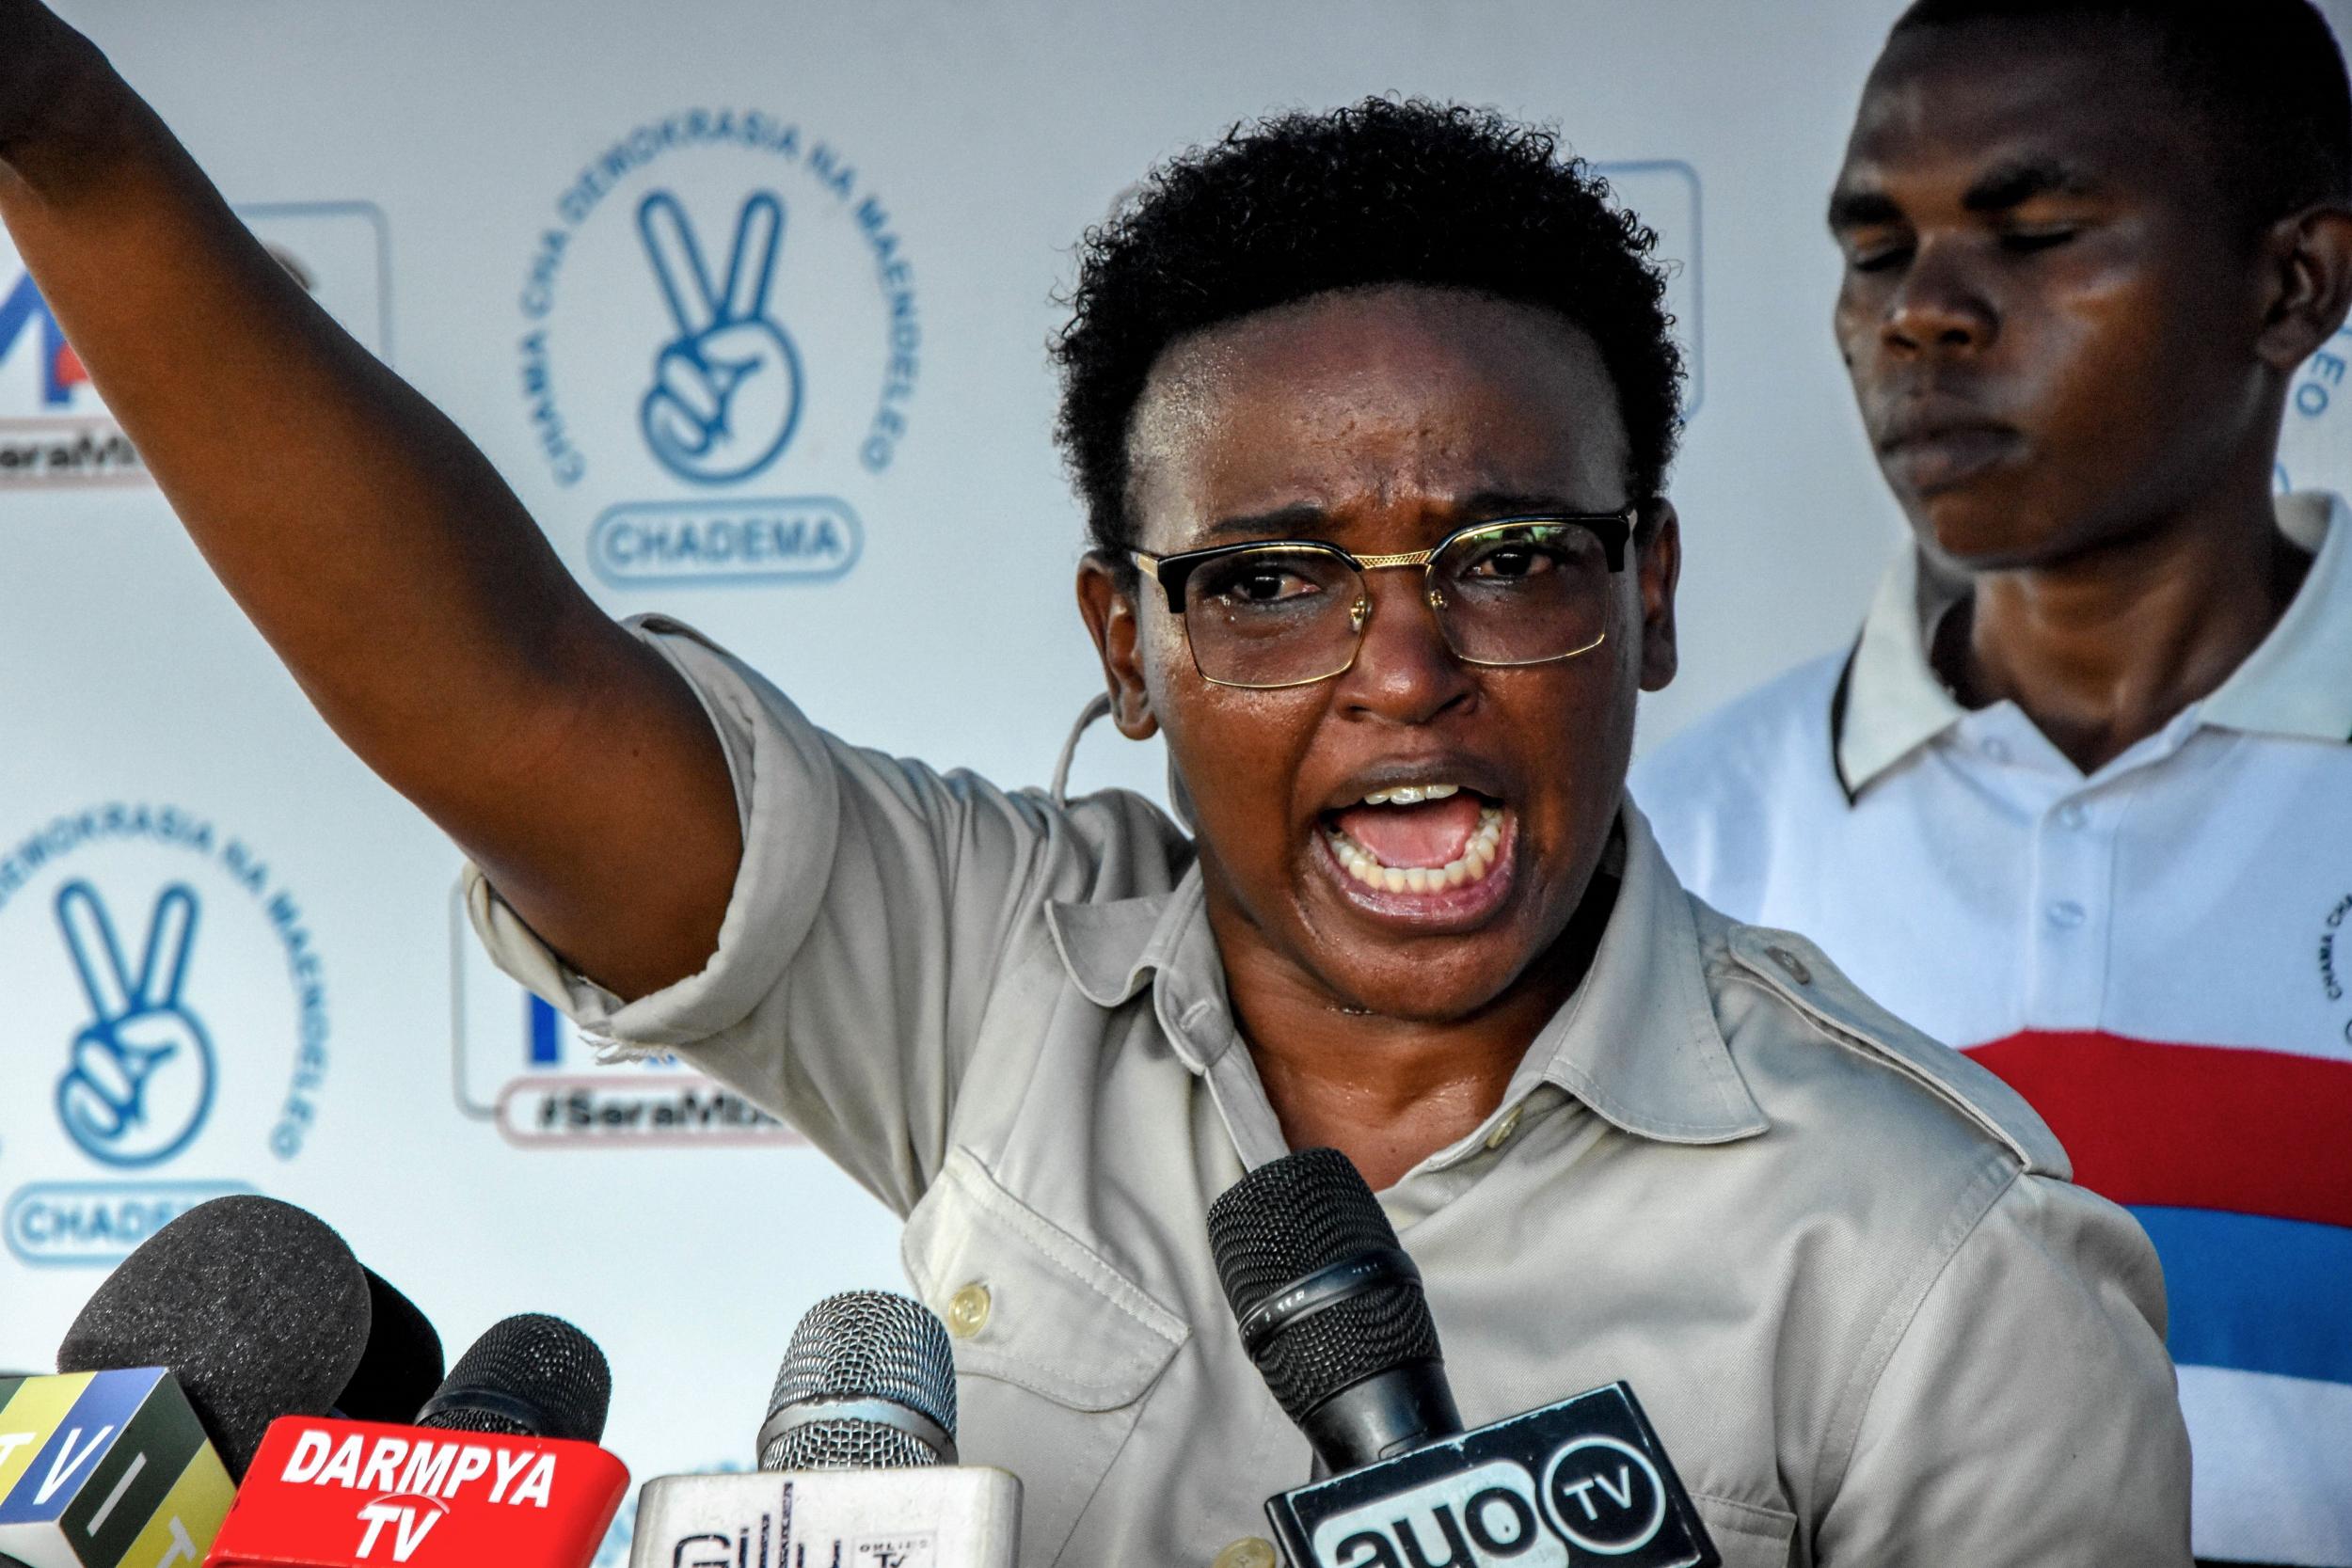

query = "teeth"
[1326,806,1504,895]
[1359,783,1462,806]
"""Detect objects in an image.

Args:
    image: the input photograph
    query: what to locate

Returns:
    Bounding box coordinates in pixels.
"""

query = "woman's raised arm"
[0,1,742,999]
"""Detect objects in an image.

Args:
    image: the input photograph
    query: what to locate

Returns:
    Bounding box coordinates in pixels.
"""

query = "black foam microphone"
[1206,1146,1463,1471]
[55,1194,374,1477]
[1211,1150,1720,1568]
[331,1266,445,1425]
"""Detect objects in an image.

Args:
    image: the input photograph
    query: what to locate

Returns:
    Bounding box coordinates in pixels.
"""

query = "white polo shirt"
[1632,492,2352,1568]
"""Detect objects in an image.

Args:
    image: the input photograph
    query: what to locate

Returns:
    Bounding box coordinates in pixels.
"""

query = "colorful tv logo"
[0,203,385,488]
[0,1368,234,1566]
[0,272,91,408]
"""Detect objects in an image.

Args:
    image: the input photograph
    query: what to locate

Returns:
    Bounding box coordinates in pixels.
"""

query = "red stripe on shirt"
[1963,1031,2352,1228]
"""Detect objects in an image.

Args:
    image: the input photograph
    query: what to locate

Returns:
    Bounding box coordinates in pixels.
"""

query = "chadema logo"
[516,109,917,588]
[637,190,803,485]
[53,880,217,1167]
[0,803,333,1265]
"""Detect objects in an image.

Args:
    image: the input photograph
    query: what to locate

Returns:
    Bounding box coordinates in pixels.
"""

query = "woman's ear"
[1076,552,1161,738]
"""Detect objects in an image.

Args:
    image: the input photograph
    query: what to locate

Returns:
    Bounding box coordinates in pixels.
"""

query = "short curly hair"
[1052,97,1686,563]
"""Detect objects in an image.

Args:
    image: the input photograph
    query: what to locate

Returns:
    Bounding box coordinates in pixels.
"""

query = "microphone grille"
[1205,1148,1442,1424]
[761,1291,956,1470]
[417,1313,611,1444]
[762,1416,940,1472]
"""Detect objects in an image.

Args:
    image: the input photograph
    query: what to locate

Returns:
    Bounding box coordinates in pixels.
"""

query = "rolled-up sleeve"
[1818,1167,2191,1565]
[465,615,1185,1212]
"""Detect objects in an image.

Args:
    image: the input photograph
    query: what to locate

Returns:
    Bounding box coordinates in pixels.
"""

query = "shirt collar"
[1832,544,1964,800]
[1042,801,1769,1148]
[2199,492,2352,739]
[1833,490,2352,797]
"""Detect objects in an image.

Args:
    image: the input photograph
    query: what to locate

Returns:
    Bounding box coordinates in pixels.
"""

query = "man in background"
[1635,2,2352,1563]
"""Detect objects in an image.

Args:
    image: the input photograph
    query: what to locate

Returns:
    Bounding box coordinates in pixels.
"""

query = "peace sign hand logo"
[53,881,217,1168]
[637,189,803,484]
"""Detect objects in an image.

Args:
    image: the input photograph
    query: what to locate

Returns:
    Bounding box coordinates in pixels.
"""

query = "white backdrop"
[3,0,2346,1556]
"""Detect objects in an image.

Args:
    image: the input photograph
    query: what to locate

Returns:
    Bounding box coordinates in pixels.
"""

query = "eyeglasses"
[1129,509,1638,689]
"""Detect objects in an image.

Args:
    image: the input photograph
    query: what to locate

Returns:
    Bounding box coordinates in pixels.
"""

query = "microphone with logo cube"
[1206,1148,1720,1568]
[5,1195,451,1568]
[203,1313,628,1568]
[628,1291,1020,1568]
[14,1189,625,1568]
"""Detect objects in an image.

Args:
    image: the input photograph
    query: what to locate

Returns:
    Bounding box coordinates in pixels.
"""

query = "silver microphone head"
[757,1291,959,1471]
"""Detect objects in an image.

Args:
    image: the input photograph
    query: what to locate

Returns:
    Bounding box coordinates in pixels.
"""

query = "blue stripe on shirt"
[2131,1205,2352,1386]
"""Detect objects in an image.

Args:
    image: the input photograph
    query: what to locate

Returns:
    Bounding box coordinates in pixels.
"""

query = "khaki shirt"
[469,619,2191,1568]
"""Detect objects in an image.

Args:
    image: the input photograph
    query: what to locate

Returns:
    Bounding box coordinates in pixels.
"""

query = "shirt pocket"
[1692,1492,1801,1567]
[902,1146,1190,1565]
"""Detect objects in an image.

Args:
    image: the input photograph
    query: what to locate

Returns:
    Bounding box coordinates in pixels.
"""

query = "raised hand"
[53,880,216,1166]
[637,190,803,484]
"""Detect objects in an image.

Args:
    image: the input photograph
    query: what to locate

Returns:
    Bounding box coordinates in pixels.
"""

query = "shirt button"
[1980,737,2012,763]
[2047,900,2087,929]
[1485,1104,1525,1150]
[946,1282,992,1338]
[1214,1540,1278,1568]
[1766,944,1813,985]
[2055,801,2089,830]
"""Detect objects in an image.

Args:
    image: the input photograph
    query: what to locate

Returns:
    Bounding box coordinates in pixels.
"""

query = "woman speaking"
[0,2,2186,1561]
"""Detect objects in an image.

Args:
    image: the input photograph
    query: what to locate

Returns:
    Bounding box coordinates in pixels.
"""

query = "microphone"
[1207,1148,1462,1471]
[630,1291,1020,1568]
[330,1271,444,1427]
[1,1196,380,1567]
[205,1313,628,1568]
[756,1290,959,1470]
[57,1196,376,1479]
[1208,1149,1720,1568]
[413,1312,609,1441]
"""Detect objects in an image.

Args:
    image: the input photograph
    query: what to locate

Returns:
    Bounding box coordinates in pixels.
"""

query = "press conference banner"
[2,3,2345,1562]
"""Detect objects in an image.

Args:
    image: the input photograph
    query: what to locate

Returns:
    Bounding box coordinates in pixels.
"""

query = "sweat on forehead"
[1121,286,1628,545]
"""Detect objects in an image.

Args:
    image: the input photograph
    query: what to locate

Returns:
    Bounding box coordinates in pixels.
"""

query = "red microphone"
[204,1315,628,1568]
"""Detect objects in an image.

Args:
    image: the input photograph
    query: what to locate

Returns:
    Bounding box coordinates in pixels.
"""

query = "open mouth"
[1323,784,1503,891]
[1316,784,1516,919]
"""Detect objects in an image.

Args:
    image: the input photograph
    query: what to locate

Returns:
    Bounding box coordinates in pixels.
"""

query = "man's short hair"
[1051,97,1685,562]
[1892,0,2352,228]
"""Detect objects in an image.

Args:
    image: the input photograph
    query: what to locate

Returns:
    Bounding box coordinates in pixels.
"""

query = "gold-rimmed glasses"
[1128,509,1639,689]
